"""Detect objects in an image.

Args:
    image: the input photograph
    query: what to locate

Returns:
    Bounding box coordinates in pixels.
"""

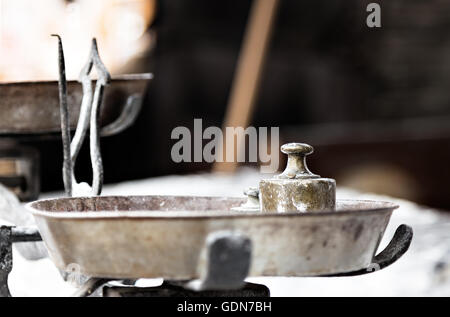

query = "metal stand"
[103,281,270,297]
[53,35,111,197]
[0,226,42,297]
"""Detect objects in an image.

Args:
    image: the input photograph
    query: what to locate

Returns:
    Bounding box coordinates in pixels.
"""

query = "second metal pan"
[0,74,152,135]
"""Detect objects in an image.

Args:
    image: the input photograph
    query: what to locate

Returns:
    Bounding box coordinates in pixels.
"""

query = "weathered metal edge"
[0,73,153,86]
[26,197,398,220]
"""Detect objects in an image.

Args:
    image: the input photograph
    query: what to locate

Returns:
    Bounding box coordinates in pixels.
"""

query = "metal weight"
[259,143,336,212]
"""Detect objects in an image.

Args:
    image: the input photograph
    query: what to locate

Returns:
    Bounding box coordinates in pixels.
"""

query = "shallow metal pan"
[0,74,152,135]
[26,195,401,280]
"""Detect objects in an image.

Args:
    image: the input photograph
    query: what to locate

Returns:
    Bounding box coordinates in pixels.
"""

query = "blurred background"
[1,0,450,210]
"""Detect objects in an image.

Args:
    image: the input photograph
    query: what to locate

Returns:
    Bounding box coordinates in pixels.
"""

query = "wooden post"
[213,0,280,173]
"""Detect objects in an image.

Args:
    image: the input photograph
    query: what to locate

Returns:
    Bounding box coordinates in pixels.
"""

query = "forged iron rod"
[52,34,73,197]
[53,36,110,197]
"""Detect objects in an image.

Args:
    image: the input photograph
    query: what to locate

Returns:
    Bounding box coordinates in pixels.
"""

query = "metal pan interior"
[27,195,398,219]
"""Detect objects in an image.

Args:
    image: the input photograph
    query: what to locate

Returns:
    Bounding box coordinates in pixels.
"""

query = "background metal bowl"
[0,74,152,135]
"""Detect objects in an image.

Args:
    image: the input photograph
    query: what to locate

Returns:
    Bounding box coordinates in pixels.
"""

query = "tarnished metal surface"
[325,224,413,276]
[186,231,252,291]
[27,196,397,279]
[231,187,260,212]
[260,178,336,212]
[0,227,12,297]
[0,226,42,297]
[54,36,109,197]
[0,74,151,135]
[259,143,336,212]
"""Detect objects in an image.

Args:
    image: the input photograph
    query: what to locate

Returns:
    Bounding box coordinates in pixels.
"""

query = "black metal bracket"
[103,281,270,297]
[324,224,413,277]
[100,95,143,137]
[0,226,42,297]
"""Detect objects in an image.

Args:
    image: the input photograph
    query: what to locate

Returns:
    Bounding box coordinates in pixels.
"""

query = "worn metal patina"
[260,143,336,212]
[231,187,260,212]
[27,196,402,280]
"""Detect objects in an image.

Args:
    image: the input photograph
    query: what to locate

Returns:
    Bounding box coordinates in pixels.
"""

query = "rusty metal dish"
[0,74,152,135]
[27,196,398,280]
